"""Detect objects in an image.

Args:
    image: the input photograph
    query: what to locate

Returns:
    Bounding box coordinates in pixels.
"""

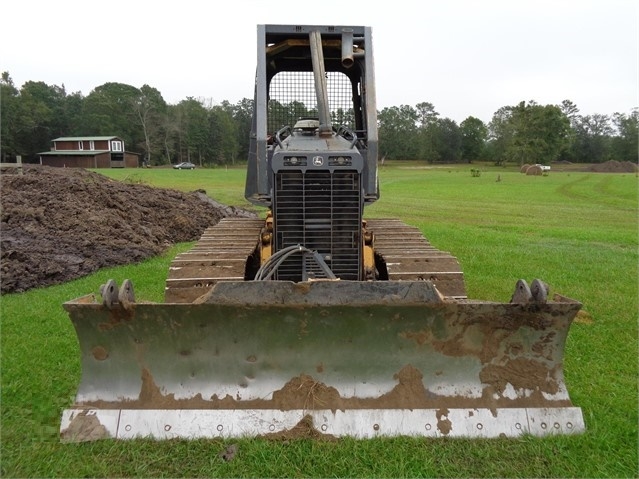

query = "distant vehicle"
[173,162,195,170]
[535,164,551,171]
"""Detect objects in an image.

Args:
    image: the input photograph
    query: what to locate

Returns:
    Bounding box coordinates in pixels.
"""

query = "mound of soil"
[587,160,638,173]
[0,166,256,294]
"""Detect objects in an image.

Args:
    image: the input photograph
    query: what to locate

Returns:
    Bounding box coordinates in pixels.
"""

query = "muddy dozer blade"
[61,280,584,442]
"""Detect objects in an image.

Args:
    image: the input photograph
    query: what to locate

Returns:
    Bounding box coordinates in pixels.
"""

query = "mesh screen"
[268,71,355,133]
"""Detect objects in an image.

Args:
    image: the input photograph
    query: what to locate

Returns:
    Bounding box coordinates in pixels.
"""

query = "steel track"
[165,217,466,302]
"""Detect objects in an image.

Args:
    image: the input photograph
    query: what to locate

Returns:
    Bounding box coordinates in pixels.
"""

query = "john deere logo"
[312,156,323,166]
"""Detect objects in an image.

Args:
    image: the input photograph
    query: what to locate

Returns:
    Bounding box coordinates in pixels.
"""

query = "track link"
[165,218,264,303]
[165,217,466,303]
[366,218,467,298]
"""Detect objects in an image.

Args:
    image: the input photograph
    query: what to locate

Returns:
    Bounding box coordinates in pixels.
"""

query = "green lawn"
[100,165,250,208]
[2,162,637,478]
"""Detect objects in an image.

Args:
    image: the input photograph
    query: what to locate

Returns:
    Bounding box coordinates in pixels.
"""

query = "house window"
[78,141,84,151]
[89,140,95,150]
[111,140,123,152]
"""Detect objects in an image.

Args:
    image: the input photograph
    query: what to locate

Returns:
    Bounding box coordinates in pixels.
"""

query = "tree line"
[1,72,637,166]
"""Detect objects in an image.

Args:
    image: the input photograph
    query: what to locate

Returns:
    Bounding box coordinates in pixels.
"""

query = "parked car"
[535,164,551,171]
[173,162,196,170]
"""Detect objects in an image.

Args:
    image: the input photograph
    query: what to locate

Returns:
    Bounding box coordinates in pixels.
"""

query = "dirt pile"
[0,166,256,294]
[586,160,638,173]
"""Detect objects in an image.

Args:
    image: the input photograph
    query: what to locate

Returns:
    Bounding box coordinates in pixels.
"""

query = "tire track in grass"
[557,174,637,209]
[593,174,638,204]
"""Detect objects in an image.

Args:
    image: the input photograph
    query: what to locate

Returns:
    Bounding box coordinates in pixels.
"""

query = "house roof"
[52,136,120,142]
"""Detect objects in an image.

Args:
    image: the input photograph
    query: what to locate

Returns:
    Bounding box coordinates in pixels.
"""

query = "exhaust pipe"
[341,28,354,68]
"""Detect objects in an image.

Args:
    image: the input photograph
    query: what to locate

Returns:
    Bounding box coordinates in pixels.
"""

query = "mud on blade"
[61,280,585,441]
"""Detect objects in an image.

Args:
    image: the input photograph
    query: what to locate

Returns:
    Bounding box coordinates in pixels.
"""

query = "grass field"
[2,162,637,478]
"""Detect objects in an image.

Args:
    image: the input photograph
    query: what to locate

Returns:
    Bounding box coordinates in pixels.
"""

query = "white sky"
[2,0,637,124]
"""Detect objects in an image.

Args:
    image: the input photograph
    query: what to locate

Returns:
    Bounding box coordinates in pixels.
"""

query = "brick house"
[39,136,140,168]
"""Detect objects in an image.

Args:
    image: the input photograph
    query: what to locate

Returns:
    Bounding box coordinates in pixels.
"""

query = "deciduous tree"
[610,109,638,162]
[460,116,487,162]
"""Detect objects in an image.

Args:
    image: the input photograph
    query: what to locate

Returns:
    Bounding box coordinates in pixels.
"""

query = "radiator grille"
[274,170,362,281]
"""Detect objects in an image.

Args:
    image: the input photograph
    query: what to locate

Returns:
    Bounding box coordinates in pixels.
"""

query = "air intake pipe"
[309,30,332,137]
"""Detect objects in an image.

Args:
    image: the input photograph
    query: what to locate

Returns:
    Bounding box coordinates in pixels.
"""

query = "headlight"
[329,156,352,166]
[283,156,307,166]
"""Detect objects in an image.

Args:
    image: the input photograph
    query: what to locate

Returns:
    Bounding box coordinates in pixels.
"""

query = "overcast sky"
[3,0,637,124]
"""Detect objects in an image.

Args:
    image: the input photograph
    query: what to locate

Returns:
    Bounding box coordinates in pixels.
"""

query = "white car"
[535,164,551,171]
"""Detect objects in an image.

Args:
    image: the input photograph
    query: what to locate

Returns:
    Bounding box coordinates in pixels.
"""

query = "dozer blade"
[61,280,584,442]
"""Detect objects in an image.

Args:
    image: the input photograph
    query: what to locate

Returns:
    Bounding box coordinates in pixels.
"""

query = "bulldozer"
[60,24,585,442]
